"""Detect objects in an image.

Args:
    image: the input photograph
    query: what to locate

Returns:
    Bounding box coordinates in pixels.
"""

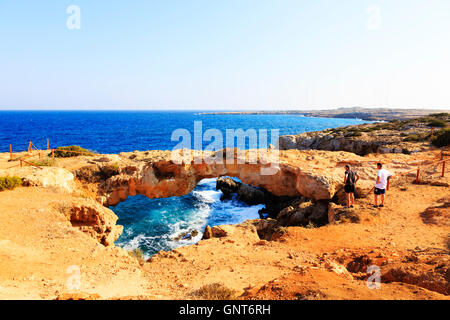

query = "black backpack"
[346,170,356,185]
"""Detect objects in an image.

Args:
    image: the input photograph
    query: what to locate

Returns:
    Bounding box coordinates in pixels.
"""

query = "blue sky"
[0,0,449,110]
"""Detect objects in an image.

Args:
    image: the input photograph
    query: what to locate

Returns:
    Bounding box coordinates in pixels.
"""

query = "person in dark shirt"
[344,165,360,208]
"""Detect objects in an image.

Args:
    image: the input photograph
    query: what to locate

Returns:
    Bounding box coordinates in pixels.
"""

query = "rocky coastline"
[198,107,448,121]
[0,113,448,300]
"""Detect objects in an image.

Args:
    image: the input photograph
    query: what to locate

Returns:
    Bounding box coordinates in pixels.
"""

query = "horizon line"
[0,106,448,112]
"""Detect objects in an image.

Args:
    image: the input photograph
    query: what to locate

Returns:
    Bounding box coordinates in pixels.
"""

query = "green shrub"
[344,130,363,137]
[427,119,447,128]
[403,133,429,142]
[429,113,449,119]
[99,164,120,179]
[360,126,380,133]
[432,128,450,147]
[0,176,22,191]
[52,146,95,158]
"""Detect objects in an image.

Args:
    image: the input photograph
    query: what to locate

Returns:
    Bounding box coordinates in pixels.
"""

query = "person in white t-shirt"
[373,163,392,208]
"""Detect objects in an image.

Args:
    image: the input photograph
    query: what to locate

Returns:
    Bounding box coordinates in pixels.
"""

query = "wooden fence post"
[28,141,32,154]
[47,138,49,150]
[20,159,23,167]
[9,144,12,159]
[443,161,446,178]
[416,168,420,183]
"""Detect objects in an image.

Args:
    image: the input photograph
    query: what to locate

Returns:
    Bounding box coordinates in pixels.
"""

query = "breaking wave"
[111,178,263,258]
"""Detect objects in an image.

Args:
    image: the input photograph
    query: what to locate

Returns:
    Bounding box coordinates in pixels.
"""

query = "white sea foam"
[120,233,147,251]
[115,177,265,256]
[196,178,217,186]
[193,189,222,203]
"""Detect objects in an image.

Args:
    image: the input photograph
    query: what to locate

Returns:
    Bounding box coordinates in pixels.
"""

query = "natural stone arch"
[98,157,339,207]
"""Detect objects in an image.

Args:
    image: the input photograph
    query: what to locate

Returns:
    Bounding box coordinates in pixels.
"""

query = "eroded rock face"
[58,199,123,246]
[88,150,349,206]
[71,149,417,210]
[278,131,426,156]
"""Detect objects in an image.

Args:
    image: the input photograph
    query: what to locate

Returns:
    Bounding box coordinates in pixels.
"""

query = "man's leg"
[346,193,350,207]
[374,193,378,206]
[350,193,355,206]
[380,194,385,206]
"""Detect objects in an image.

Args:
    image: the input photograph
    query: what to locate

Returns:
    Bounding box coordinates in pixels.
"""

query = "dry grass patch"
[0,176,22,191]
[129,248,146,266]
[191,283,237,300]
[29,158,57,167]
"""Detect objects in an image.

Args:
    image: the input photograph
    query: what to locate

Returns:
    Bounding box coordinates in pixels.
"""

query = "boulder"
[328,203,361,224]
[237,184,266,205]
[22,167,75,193]
[216,177,266,205]
[202,225,213,240]
[201,224,260,243]
[277,200,329,227]
[216,177,240,195]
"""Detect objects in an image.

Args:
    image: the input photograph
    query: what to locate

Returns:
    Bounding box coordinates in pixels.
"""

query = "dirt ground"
[0,151,448,300]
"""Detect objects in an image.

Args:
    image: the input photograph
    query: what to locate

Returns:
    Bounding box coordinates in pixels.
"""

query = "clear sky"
[0,0,449,110]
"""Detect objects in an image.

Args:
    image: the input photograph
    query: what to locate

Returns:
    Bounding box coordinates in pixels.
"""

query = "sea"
[0,111,366,257]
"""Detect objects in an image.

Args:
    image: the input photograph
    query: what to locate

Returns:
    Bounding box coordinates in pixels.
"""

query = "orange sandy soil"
[0,153,448,300]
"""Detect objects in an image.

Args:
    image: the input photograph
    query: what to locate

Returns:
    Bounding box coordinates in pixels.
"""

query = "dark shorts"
[345,184,355,194]
[374,188,386,195]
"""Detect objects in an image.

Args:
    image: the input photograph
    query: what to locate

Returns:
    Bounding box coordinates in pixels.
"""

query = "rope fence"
[8,139,95,169]
[391,151,449,187]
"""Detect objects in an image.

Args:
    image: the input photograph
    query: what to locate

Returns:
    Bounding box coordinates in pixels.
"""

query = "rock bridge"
[82,150,357,207]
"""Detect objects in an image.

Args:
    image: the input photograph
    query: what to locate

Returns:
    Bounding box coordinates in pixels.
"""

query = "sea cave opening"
[110,177,265,258]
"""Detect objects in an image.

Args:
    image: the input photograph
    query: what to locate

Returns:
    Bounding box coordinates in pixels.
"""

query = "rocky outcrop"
[20,167,75,193]
[57,199,123,246]
[277,125,430,156]
[200,223,260,243]
[216,177,240,197]
[276,200,329,227]
[278,132,426,156]
[76,150,355,206]
[328,203,361,224]
[216,177,266,205]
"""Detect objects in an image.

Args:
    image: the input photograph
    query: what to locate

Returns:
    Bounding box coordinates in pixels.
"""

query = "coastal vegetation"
[129,248,146,265]
[53,145,96,158]
[0,176,22,191]
[191,283,237,300]
[29,158,57,167]
[364,114,449,145]
[432,128,450,148]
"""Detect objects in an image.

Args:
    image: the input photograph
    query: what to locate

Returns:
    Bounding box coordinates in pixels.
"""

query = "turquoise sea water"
[0,111,366,257]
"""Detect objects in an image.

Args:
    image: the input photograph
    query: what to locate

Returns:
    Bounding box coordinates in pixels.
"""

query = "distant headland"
[198,107,449,121]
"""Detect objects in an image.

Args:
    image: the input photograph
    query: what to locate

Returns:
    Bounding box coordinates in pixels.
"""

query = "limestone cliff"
[76,150,372,206]
[277,116,447,155]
